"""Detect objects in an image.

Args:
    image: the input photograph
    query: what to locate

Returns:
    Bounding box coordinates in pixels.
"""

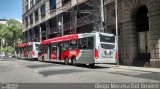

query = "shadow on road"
[39,69,84,77]
[26,59,114,69]
[27,64,56,68]
[74,64,112,69]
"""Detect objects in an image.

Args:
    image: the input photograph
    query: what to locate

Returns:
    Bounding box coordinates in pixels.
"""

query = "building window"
[30,14,33,25]
[25,4,29,11]
[62,0,70,5]
[63,12,70,24]
[35,0,40,4]
[34,10,39,22]
[25,17,28,27]
[50,0,56,10]
[30,0,33,8]
[41,4,46,18]
[25,0,29,11]
[25,0,28,6]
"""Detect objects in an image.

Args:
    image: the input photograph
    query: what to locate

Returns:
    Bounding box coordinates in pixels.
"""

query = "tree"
[0,19,23,53]
[6,19,23,46]
[0,24,5,29]
[0,24,6,49]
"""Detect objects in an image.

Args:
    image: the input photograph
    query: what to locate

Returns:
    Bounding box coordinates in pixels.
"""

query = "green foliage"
[3,46,15,53]
[0,24,5,29]
[0,19,23,52]
[0,48,5,52]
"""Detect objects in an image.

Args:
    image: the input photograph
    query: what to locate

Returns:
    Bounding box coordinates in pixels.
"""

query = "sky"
[0,0,22,22]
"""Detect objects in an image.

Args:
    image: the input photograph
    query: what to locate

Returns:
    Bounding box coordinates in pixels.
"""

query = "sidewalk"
[100,64,160,73]
[0,57,15,61]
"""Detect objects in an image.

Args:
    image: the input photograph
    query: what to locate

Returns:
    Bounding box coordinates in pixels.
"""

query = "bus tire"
[42,56,45,62]
[71,57,77,66]
[89,64,95,68]
[64,57,69,65]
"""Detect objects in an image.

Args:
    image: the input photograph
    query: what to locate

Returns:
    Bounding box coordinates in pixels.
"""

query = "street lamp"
[39,26,42,42]
[58,21,64,36]
[115,0,119,66]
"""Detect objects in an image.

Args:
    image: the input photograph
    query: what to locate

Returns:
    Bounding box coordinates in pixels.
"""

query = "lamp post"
[39,25,42,41]
[115,0,119,66]
[58,14,64,36]
[58,21,61,36]
[100,0,105,32]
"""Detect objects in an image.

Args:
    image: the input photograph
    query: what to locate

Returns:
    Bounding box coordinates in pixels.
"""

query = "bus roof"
[40,32,115,45]
[17,42,30,48]
[17,42,39,48]
[40,34,78,45]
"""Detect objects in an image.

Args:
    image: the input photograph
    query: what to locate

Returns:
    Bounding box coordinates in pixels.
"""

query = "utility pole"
[100,0,105,32]
[115,0,119,66]
[61,14,64,36]
[39,25,42,42]
[75,0,78,34]
[58,14,64,36]
[69,0,78,34]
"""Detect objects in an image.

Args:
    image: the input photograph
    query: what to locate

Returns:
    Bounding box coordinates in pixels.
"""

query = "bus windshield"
[35,44,40,51]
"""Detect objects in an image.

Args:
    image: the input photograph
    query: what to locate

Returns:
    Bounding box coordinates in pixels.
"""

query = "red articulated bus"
[16,42,40,60]
[38,32,117,66]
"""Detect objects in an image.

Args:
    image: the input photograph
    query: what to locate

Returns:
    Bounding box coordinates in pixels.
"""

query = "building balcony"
[41,31,46,37]
[35,34,39,39]
[50,27,57,34]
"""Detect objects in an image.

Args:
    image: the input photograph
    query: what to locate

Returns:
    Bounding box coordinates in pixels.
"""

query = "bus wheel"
[71,57,77,66]
[64,57,69,65]
[42,56,45,62]
[89,64,95,68]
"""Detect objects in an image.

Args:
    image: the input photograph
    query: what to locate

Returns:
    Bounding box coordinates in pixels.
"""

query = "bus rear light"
[94,49,99,59]
[32,51,35,56]
[115,52,118,60]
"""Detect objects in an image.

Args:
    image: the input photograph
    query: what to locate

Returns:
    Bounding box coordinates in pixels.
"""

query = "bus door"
[28,45,32,59]
[17,49,20,59]
[48,45,51,59]
[20,48,22,59]
[21,48,24,59]
[51,44,57,60]
[33,43,40,58]
[43,45,50,61]
[43,45,49,61]
[57,43,62,60]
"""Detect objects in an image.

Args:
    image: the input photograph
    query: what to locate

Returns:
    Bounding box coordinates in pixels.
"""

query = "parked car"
[0,52,5,58]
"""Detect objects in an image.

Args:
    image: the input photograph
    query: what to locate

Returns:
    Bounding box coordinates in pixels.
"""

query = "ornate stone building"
[22,0,104,42]
[22,0,160,67]
[104,0,160,67]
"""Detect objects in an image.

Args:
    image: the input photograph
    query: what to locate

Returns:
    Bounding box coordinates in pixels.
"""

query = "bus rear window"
[100,34,115,43]
[101,44,115,49]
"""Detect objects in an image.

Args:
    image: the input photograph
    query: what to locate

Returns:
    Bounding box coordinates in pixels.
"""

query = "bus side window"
[45,46,48,53]
[78,39,82,49]
[52,45,56,53]
[78,38,87,49]
[63,41,69,51]
[28,45,32,51]
[78,37,94,49]
[70,40,77,50]
[87,37,94,49]
[40,46,44,54]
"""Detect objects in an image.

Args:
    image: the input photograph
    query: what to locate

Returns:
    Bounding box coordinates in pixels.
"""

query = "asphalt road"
[0,58,160,83]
